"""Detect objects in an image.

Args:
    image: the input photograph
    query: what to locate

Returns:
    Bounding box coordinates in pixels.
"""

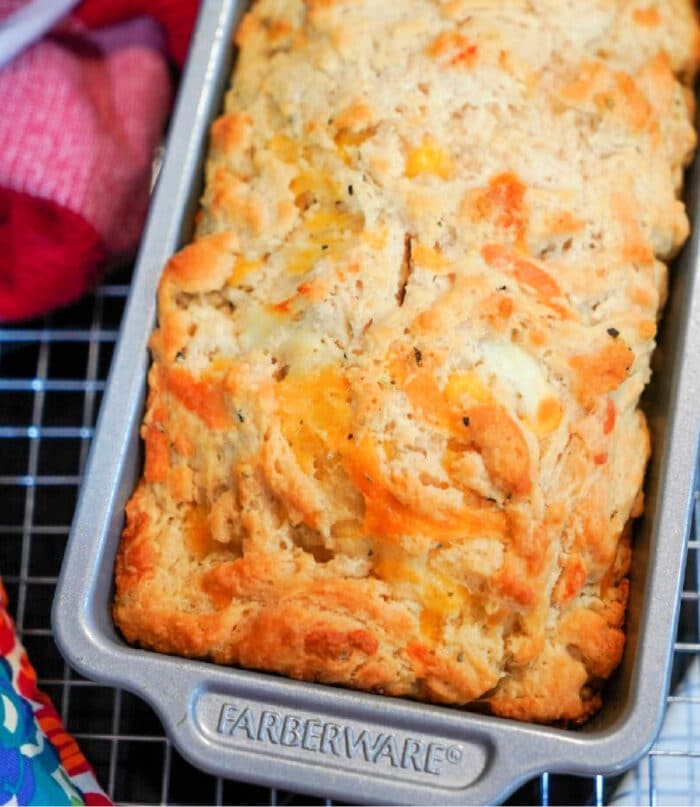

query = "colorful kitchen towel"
[0,579,111,805]
[0,0,200,322]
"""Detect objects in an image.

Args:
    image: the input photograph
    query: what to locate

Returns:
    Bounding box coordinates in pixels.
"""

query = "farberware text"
[216,704,463,776]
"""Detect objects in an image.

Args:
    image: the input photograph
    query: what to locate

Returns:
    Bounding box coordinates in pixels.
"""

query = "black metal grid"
[1,267,698,805]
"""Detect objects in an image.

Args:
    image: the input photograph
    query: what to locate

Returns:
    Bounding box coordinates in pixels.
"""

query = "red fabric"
[0,188,107,321]
[75,0,200,67]
[0,1,201,323]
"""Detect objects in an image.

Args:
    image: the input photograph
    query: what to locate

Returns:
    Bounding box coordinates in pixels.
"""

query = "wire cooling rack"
[1,268,699,806]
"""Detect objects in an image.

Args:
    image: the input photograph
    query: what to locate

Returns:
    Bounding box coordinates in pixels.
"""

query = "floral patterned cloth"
[0,580,111,805]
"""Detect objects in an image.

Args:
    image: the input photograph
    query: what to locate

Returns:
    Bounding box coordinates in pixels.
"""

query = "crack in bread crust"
[114,0,700,724]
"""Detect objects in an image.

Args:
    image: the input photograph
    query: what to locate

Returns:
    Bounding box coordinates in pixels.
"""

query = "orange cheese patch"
[412,243,452,272]
[560,62,654,133]
[200,561,238,610]
[420,578,469,643]
[471,173,529,246]
[290,171,337,205]
[612,192,655,266]
[392,357,458,434]
[210,112,253,156]
[143,424,170,483]
[569,342,633,407]
[444,370,491,406]
[632,6,661,27]
[184,504,220,560]
[388,348,531,496]
[269,133,299,163]
[406,136,454,180]
[482,244,561,298]
[334,127,373,163]
[277,367,352,473]
[602,397,616,435]
[283,246,326,277]
[461,405,532,496]
[297,278,330,301]
[553,553,587,605]
[536,397,563,437]
[163,366,233,430]
[163,232,238,294]
[346,437,508,543]
[371,544,421,586]
[281,208,365,276]
[428,31,478,68]
[228,257,263,286]
[481,243,569,317]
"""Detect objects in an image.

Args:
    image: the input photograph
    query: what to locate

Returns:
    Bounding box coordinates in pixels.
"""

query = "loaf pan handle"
[137,667,549,805]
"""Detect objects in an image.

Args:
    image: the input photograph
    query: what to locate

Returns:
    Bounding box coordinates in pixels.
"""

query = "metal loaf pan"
[53,1,700,803]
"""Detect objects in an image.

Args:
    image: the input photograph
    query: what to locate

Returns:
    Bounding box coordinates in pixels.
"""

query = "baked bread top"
[114,0,700,723]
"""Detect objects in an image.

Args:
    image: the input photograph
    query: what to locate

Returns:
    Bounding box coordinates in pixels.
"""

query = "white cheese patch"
[281,328,340,375]
[479,340,554,417]
[238,302,284,353]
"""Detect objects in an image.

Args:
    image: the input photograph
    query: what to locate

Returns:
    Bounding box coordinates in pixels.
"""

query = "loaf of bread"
[114,0,700,723]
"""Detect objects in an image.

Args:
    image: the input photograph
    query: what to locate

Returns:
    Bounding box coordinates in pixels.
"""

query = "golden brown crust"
[114,0,699,723]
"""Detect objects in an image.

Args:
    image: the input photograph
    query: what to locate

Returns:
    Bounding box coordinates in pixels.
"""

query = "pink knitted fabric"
[0,1,26,17]
[0,15,171,254]
[0,2,180,321]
